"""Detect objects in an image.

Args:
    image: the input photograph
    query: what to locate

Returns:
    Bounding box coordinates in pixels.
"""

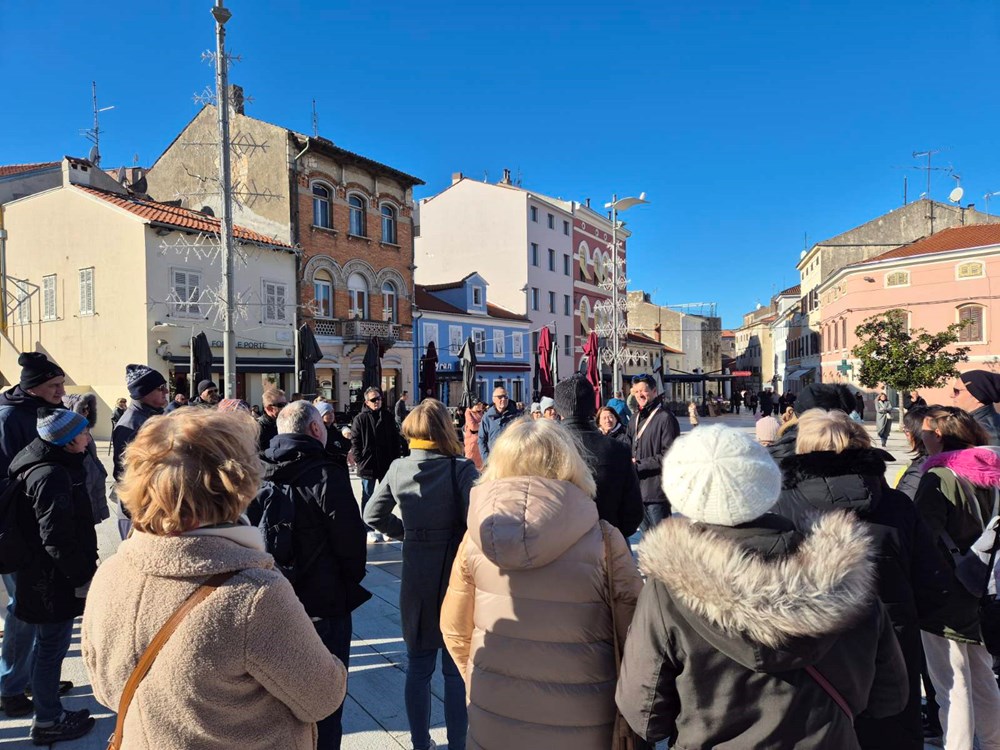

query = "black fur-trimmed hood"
[781,448,893,488]
[778,448,893,517]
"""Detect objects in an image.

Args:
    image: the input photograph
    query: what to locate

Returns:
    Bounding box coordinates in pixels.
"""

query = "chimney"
[585,198,590,208]
[229,84,245,115]
[500,168,511,185]
[451,172,463,185]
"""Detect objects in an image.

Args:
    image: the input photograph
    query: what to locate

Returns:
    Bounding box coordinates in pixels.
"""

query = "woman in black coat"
[7,408,98,742]
[363,399,477,750]
[596,406,630,447]
[772,408,949,750]
[894,406,929,501]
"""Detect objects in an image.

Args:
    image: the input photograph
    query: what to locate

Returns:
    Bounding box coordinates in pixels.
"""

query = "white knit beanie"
[662,424,781,526]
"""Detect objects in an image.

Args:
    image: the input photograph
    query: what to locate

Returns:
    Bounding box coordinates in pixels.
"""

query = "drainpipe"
[0,205,7,334]
[292,137,310,394]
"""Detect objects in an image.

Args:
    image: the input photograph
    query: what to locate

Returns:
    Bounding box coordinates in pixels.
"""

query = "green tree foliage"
[852,310,970,404]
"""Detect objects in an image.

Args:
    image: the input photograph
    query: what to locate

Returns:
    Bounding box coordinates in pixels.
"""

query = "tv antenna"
[311,99,318,137]
[81,81,115,166]
[984,191,1000,217]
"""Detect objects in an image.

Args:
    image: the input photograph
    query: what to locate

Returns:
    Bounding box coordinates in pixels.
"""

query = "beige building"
[0,157,296,438]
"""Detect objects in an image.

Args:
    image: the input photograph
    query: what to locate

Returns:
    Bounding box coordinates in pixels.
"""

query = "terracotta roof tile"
[0,162,59,177]
[414,286,466,315]
[75,185,292,248]
[858,224,1000,265]
[485,303,529,321]
[778,283,801,296]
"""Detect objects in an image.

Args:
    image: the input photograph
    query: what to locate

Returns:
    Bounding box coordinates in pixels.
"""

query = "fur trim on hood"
[922,446,1000,489]
[638,512,875,649]
[781,448,893,488]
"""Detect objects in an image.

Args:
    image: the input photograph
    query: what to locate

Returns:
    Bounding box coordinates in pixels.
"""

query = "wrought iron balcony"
[311,318,405,346]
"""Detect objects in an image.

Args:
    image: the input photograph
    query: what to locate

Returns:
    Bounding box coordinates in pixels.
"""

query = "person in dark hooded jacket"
[616,424,908,749]
[7,408,98,744]
[767,382,856,463]
[772,408,949,750]
[61,393,109,525]
[626,374,680,530]
[555,375,643,538]
[952,370,1000,446]
[251,400,370,750]
[894,406,930,501]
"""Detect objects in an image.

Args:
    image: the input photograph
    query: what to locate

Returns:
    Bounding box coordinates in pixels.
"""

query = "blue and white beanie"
[37,407,88,447]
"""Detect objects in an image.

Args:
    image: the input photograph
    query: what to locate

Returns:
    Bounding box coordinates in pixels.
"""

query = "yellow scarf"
[408,438,440,451]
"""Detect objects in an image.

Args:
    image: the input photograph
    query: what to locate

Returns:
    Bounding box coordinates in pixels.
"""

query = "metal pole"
[0,205,7,335]
[294,325,301,396]
[610,195,619,395]
[189,331,195,398]
[212,0,236,400]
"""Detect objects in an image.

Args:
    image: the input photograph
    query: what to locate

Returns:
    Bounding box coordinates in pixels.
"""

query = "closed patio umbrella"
[361,336,384,408]
[421,340,438,401]
[458,336,478,408]
[191,331,214,397]
[297,323,324,399]
[536,326,553,398]
[583,331,601,411]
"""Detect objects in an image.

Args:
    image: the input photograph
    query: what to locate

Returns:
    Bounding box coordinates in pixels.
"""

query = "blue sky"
[3,1,999,327]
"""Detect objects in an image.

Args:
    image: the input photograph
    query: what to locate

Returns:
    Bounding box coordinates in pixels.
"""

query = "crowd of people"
[0,349,999,749]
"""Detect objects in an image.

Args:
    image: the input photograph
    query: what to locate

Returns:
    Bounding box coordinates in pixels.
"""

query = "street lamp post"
[603,193,648,394]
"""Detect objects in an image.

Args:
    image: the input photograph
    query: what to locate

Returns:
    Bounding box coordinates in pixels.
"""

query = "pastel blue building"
[414,273,532,406]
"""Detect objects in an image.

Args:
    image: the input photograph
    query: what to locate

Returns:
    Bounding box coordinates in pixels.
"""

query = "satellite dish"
[799,250,807,259]
[949,186,965,204]
[88,145,100,165]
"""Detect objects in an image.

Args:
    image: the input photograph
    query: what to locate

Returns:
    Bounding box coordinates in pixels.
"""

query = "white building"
[768,284,801,394]
[415,172,576,380]
[0,157,297,437]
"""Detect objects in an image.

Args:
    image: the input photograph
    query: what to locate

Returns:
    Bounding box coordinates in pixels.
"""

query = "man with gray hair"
[350,387,401,542]
[254,399,369,750]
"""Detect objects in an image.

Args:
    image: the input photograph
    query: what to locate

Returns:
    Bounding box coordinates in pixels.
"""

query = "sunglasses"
[273,402,288,408]
[368,397,382,403]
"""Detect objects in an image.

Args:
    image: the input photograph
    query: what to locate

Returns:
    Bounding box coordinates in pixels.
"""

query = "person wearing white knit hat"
[616,423,908,748]
[660,424,780,526]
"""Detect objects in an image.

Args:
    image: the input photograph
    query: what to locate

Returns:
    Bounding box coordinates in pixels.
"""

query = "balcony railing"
[312,318,403,346]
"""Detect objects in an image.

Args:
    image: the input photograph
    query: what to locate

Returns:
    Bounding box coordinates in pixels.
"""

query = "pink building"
[819,224,1000,404]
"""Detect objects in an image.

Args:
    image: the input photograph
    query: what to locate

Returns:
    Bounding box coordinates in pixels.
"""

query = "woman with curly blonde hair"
[83,408,346,749]
[441,418,642,750]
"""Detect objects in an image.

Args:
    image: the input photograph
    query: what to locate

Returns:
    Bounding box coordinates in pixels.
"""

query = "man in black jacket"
[254,401,369,750]
[351,387,401,541]
[0,352,69,719]
[7,408,98,744]
[555,374,643,538]
[627,374,680,532]
[256,386,287,452]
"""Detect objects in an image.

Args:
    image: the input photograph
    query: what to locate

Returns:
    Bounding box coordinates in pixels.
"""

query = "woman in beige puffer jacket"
[441,418,642,750]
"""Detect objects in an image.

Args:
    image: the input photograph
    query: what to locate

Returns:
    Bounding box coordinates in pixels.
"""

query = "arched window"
[841,318,847,350]
[381,204,397,245]
[593,250,605,283]
[578,241,591,280]
[348,273,368,318]
[578,297,592,335]
[313,270,333,318]
[381,282,397,322]
[311,183,331,228]
[957,304,985,343]
[348,194,367,237]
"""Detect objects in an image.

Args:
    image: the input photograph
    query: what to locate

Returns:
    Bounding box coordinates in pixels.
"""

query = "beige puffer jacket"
[82,529,347,750]
[441,476,642,750]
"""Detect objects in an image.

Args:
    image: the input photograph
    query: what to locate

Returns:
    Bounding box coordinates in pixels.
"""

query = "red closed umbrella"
[536,326,554,398]
[583,331,601,411]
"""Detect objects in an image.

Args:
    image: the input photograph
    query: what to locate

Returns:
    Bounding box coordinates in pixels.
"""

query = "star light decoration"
[593,252,648,367]
[162,281,254,327]
[157,232,280,268]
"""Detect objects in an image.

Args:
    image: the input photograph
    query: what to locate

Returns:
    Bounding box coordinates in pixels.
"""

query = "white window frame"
[348,193,367,237]
[957,261,985,280]
[13,280,31,324]
[313,277,333,318]
[380,203,397,245]
[171,268,203,319]
[422,322,439,349]
[347,272,369,318]
[512,332,524,359]
[957,304,986,344]
[311,182,332,229]
[449,325,464,354]
[473,328,486,356]
[79,267,95,316]
[493,329,505,357]
[472,286,483,306]
[381,281,397,323]
[262,279,288,324]
[42,274,57,321]
[885,270,909,288]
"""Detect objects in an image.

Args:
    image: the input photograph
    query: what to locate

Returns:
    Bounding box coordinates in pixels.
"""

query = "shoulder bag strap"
[449,457,463,531]
[107,571,238,750]
[804,664,852,721]
[599,521,623,672]
[634,405,661,445]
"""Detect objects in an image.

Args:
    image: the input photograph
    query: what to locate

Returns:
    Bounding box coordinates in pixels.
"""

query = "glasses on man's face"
[273,402,288,408]
[369,397,382,404]
[156,385,170,394]
[494,394,508,401]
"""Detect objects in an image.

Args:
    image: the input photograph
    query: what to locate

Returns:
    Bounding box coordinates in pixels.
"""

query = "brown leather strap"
[107,571,238,750]
[805,664,852,721]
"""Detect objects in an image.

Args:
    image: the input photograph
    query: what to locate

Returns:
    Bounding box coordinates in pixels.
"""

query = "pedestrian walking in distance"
[913,407,1000,748]
[441,418,642,750]
[774,409,949,750]
[616,424,908,748]
[478,387,520,463]
[875,392,892,447]
[365,399,477,750]
[8,408,98,744]
[84,408,347,749]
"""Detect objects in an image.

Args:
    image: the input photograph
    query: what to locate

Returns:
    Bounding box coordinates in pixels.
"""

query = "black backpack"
[0,464,48,574]
[255,458,327,583]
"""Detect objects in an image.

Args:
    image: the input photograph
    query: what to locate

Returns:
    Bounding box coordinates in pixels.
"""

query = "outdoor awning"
[786,367,815,381]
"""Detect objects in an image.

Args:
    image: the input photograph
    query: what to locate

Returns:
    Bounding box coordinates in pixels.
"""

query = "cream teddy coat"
[82,528,347,750]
